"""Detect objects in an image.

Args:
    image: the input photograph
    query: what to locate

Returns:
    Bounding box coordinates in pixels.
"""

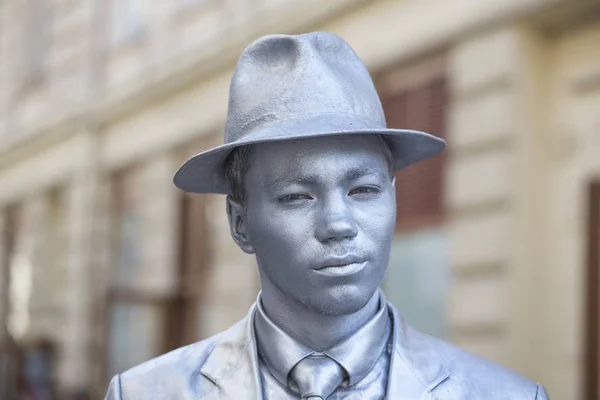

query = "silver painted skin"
[227,135,397,356]
[105,32,550,398]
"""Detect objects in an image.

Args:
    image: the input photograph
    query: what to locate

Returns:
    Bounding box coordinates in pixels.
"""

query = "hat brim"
[174,113,446,194]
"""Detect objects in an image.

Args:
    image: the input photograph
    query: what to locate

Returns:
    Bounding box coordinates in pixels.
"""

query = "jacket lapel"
[197,302,452,400]
[200,304,263,400]
[386,303,451,399]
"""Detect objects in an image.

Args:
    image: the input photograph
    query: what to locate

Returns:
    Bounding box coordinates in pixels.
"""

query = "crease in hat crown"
[224,31,387,144]
[173,31,446,194]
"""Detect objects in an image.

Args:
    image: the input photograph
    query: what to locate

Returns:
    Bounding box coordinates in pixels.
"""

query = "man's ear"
[226,195,255,254]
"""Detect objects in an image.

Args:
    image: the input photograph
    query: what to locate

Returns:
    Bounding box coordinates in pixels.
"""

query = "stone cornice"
[0,0,571,169]
[0,0,368,169]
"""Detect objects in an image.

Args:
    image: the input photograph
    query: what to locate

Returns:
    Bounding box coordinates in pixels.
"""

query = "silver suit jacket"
[105,303,549,399]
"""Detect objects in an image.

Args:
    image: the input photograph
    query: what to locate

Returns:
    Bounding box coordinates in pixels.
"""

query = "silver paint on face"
[227,134,396,350]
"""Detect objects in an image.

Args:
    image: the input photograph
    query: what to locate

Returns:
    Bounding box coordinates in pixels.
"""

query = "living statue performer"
[105,32,549,399]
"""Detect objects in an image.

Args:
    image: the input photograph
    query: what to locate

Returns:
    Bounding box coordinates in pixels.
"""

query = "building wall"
[448,23,551,385]
[548,19,600,399]
[0,0,598,398]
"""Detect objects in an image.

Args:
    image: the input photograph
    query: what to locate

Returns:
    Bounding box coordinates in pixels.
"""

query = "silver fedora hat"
[174,31,446,194]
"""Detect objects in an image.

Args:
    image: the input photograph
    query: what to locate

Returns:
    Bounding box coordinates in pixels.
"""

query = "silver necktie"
[288,354,346,400]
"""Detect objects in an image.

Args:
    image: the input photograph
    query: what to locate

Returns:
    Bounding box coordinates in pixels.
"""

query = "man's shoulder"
[121,333,219,380]
[110,321,242,399]
[411,329,547,398]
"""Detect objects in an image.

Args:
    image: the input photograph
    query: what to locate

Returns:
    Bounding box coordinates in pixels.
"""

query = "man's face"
[238,135,396,316]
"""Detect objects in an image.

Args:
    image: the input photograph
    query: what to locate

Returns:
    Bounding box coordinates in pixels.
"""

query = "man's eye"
[349,186,381,196]
[278,193,312,203]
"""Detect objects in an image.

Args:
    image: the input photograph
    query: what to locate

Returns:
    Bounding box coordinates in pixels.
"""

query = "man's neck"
[258,284,381,352]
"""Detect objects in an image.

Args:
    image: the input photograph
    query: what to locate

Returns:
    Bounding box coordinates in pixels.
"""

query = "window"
[107,302,163,377]
[584,182,600,400]
[383,76,447,231]
[379,64,449,338]
[385,229,448,338]
[112,170,143,289]
[106,169,166,379]
[104,166,210,381]
[0,206,22,399]
[5,206,30,342]
[173,192,210,347]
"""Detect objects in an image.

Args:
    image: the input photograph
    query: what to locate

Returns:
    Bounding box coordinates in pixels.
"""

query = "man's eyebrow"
[263,174,320,191]
[345,165,389,182]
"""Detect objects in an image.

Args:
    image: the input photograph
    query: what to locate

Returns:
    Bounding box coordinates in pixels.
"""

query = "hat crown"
[172,31,445,195]
[224,32,386,144]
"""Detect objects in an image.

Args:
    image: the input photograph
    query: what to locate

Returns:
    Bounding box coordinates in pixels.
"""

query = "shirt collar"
[253,289,391,387]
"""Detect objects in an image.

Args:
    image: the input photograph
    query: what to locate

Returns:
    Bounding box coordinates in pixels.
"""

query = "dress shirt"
[253,290,392,399]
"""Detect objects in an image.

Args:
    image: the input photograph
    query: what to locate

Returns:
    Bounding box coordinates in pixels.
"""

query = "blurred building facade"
[0,0,599,398]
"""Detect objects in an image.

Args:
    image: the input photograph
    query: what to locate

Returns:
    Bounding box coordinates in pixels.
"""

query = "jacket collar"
[254,290,391,387]
[199,301,451,399]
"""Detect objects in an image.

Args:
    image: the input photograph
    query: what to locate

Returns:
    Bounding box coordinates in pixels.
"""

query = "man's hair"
[224,135,395,205]
[224,144,255,205]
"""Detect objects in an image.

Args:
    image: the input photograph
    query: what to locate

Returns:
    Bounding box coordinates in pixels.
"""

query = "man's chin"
[300,288,377,317]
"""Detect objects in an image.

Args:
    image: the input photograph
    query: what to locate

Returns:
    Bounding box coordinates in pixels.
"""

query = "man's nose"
[315,200,358,242]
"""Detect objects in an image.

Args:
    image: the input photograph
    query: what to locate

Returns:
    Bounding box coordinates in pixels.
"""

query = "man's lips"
[313,261,367,277]
[314,255,364,270]
[313,255,366,276]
